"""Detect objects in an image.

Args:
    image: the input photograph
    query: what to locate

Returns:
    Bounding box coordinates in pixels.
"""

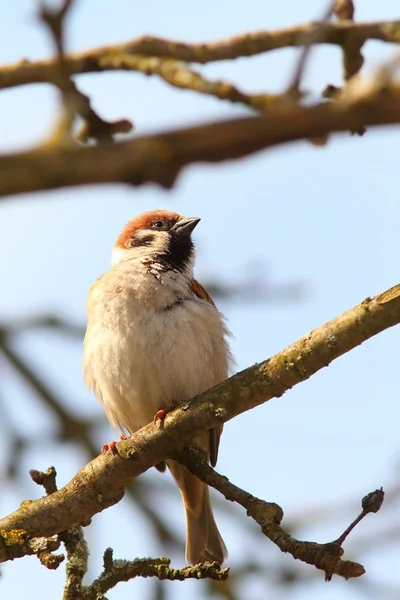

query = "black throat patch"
[158,232,194,272]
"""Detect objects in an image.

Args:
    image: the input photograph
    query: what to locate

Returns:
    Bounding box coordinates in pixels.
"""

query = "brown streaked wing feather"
[190,279,216,307]
[190,278,223,467]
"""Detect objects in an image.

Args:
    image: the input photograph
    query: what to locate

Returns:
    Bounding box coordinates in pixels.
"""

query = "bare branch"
[1,19,400,92]
[30,466,58,495]
[287,1,335,95]
[0,336,92,442]
[97,54,282,112]
[0,283,399,575]
[30,465,89,591]
[0,76,400,198]
[60,527,89,600]
[332,489,385,548]
[82,549,228,598]
[333,0,364,82]
[0,529,62,566]
[38,0,132,144]
[0,314,84,337]
[175,444,378,580]
[334,0,355,21]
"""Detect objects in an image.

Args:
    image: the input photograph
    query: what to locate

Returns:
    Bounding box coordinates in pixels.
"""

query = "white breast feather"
[82,259,232,434]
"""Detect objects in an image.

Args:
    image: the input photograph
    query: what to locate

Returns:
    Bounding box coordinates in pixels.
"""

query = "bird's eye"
[152,220,165,229]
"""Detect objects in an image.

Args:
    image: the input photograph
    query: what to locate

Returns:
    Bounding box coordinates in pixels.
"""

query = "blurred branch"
[0,283,400,578]
[38,0,132,144]
[0,334,92,442]
[39,0,76,146]
[1,18,400,91]
[202,273,306,304]
[0,314,84,337]
[287,1,335,95]
[1,69,400,198]
[96,54,282,112]
[0,327,184,552]
[334,0,364,82]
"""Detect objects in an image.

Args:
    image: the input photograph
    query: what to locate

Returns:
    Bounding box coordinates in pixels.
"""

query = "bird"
[82,209,234,565]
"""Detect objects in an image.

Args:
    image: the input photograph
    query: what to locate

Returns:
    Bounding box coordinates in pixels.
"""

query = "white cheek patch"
[112,231,170,266]
[111,247,126,266]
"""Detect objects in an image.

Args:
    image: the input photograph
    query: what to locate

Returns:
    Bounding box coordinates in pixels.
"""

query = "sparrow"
[82,209,234,565]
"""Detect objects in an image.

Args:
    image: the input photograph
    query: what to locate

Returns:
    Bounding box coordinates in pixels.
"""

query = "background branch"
[1,78,400,199]
[1,18,400,91]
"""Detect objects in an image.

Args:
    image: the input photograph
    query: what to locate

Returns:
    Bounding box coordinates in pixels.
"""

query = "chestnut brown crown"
[115,210,184,249]
[114,210,201,273]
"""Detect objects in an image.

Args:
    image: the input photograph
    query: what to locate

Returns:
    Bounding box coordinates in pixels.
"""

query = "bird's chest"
[84,283,227,429]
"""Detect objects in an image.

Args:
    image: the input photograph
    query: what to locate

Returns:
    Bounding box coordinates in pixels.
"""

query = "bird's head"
[112,210,200,273]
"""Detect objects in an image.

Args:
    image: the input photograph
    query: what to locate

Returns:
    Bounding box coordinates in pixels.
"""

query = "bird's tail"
[167,459,227,566]
[184,483,227,565]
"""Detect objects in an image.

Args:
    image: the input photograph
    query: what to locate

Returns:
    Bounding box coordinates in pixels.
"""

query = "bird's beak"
[171,217,201,236]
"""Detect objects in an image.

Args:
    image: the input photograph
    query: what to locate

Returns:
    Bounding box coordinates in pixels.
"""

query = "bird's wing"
[190,278,222,467]
[190,279,216,307]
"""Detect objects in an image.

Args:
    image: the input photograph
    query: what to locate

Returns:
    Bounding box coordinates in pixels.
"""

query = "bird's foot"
[154,408,171,422]
[101,434,126,455]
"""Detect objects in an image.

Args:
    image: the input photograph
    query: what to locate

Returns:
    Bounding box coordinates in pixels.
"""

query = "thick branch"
[1,82,400,199]
[0,284,399,566]
[1,19,399,90]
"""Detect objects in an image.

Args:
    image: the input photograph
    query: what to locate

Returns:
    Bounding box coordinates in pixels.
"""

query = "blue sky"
[1,1,400,599]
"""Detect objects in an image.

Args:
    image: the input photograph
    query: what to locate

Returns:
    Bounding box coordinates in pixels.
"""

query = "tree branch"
[0,284,399,574]
[82,549,228,598]
[94,54,282,112]
[287,1,335,95]
[1,78,400,199]
[174,445,383,580]
[1,19,399,91]
[38,0,132,144]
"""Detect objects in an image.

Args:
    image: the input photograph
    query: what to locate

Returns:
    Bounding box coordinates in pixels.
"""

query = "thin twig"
[99,54,282,112]
[175,445,380,581]
[39,0,77,145]
[30,465,89,591]
[333,0,363,81]
[82,549,228,598]
[333,489,385,547]
[39,0,132,144]
[30,466,58,495]
[287,1,335,95]
[60,527,89,600]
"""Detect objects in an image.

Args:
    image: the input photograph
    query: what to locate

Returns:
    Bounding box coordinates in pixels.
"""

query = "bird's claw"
[154,408,171,422]
[101,434,126,455]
